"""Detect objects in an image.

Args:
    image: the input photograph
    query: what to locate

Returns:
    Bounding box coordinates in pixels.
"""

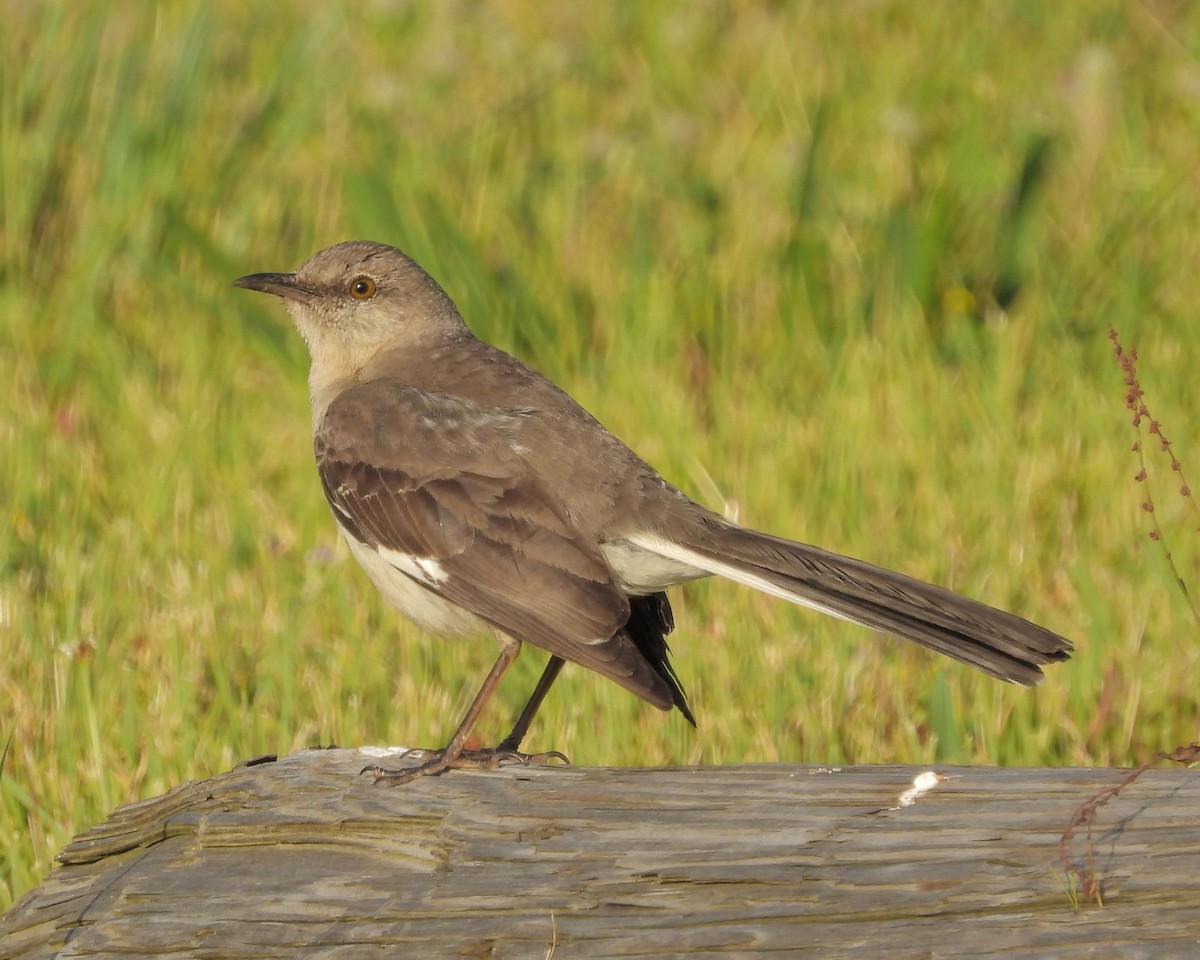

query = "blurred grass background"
[3,0,1199,907]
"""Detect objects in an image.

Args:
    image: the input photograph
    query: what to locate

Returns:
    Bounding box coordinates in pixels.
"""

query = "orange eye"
[349,276,376,300]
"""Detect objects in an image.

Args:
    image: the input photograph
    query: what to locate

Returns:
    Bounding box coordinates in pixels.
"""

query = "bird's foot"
[361,744,570,786]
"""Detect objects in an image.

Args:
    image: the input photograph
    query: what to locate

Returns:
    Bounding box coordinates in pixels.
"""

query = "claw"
[361,744,571,785]
[396,747,439,761]
[513,750,570,766]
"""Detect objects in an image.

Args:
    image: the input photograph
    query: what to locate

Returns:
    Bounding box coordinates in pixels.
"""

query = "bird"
[233,240,1071,784]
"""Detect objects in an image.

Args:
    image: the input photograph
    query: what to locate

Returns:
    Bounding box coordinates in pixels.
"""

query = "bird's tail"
[624,520,1072,685]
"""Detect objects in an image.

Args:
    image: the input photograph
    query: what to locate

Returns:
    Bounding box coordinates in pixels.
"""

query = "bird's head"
[234,240,463,362]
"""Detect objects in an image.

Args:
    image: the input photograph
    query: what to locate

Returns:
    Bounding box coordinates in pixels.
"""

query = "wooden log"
[2,749,1197,958]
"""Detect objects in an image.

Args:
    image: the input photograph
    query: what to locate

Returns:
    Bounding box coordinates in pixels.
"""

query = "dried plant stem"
[1108,327,1200,627]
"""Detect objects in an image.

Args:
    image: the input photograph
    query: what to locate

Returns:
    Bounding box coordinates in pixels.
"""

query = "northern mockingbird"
[234,240,1071,784]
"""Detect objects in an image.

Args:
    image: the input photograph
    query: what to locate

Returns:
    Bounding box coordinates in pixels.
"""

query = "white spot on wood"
[895,771,947,808]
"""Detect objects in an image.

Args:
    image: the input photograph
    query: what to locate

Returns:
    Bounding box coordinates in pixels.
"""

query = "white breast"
[342,532,483,636]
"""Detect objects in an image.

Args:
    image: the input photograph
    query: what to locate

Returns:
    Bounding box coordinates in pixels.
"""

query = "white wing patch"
[340,533,479,636]
[376,546,448,585]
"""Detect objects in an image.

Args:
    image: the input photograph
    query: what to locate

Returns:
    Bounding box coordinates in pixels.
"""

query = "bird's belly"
[342,533,483,636]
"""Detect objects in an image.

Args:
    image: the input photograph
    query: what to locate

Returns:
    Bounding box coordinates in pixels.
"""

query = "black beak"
[233,272,315,303]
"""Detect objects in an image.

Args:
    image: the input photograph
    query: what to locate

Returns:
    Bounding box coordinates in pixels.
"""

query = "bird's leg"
[362,644,570,785]
[492,655,569,764]
[364,639,521,786]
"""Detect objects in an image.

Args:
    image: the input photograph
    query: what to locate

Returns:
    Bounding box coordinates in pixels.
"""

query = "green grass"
[3,1,1200,908]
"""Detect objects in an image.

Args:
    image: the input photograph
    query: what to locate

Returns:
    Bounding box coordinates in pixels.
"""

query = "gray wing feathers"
[314,382,678,710]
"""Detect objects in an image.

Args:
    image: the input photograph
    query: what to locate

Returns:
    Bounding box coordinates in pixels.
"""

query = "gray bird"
[234,240,1071,784]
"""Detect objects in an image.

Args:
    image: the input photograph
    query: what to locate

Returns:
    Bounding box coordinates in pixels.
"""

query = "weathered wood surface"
[2,749,1198,959]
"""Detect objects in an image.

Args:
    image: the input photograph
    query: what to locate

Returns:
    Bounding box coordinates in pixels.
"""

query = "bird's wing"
[313,380,676,710]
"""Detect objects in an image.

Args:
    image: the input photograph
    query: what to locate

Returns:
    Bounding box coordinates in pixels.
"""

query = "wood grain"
[3,749,1197,958]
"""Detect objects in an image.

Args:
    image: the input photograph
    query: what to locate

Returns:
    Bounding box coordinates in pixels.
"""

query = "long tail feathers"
[627,525,1071,685]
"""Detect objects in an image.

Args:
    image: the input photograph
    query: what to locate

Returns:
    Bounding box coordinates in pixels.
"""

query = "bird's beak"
[233,272,315,303]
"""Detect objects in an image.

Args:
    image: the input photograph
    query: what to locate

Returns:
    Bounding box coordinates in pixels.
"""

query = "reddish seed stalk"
[1108,327,1199,625]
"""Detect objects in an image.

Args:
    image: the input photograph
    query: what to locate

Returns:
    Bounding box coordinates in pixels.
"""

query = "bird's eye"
[349,276,377,300]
